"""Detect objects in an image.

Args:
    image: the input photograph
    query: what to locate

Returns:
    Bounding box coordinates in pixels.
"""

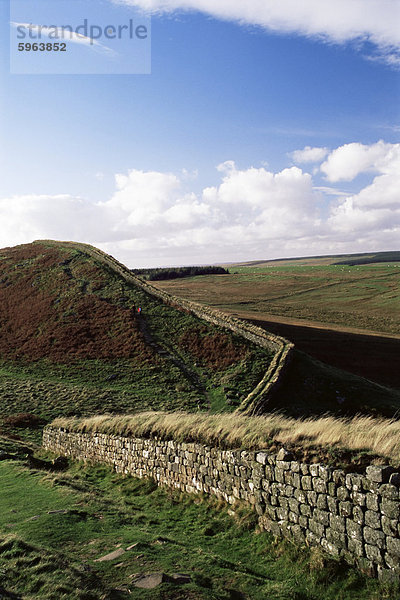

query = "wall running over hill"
[44,426,400,581]
[36,241,294,414]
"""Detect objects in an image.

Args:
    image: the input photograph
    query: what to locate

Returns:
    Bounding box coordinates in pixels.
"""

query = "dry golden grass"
[50,411,400,466]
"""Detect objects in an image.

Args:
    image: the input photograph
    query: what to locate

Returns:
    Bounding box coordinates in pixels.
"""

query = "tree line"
[131,265,229,281]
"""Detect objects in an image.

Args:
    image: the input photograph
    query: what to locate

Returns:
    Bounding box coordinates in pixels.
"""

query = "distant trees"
[131,265,229,281]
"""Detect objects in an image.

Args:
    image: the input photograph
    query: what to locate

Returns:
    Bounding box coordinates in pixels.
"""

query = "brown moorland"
[0,243,154,363]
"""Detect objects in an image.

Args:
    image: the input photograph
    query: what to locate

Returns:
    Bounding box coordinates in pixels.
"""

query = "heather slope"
[0,241,273,420]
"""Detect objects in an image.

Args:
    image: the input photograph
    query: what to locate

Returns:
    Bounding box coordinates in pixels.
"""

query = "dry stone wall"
[44,426,400,581]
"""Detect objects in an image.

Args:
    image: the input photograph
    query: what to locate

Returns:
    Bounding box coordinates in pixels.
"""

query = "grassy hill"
[0,240,272,423]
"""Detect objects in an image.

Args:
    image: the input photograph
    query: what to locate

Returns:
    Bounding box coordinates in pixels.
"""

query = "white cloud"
[0,194,108,248]
[321,140,400,181]
[328,143,400,238]
[1,141,399,266]
[114,0,400,65]
[291,146,329,164]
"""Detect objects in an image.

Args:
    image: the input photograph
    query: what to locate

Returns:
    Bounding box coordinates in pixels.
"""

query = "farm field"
[153,262,400,336]
[153,260,400,390]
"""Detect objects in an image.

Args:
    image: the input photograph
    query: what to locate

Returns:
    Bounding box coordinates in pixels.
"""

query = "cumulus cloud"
[114,0,400,65]
[0,194,109,248]
[328,143,400,236]
[1,141,399,266]
[291,146,329,164]
[321,140,400,182]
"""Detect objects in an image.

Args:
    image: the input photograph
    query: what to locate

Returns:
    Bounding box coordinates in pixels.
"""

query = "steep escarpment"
[0,240,277,420]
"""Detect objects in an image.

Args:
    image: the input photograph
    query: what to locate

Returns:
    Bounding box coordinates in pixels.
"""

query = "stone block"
[326,527,346,548]
[384,552,400,572]
[382,515,398,537]
[346,519,363,541]
[379,484,399,500]
[381,498,400,520]
[288,498,300,514]
[293,489,307,504]
[313,478,327,494]
[327,496,339,515]
[347,537,364,558]
[332,469,345,486]
[352,492,366,507]
[365,544,383,564]
[365,510,381,530]
[337,486,350,501]
[316,494,328,511]
[366,465,394,484]
[339,501,352,518]
[353,505,365,526]
[278,496,289,509]
[307,491,318,506]
[276,507,289,521]
[276,448,293,461]
[321,538,340,557]
[299,515,309,529]
[264,465,274,480]
[366,492,379,512]
[252,465,265,480]
[300,504,312,517]
[387,537,400,557]
[308,518,325,537]
[292,473,301,489]
[256,452,268,465]
[319,465,333,482]
[301,476,313,491]
[364,526,385,549]
[330,515,346,533]
[285,484,294,497]
[313,509,330,527]
[276,460,291,471]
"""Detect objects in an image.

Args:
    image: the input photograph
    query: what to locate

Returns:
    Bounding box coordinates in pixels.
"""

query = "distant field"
[154,262,400,336]
[153,261,400,391]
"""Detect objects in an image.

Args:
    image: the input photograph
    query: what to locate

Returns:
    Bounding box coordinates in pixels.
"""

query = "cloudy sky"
[1,0,399,267]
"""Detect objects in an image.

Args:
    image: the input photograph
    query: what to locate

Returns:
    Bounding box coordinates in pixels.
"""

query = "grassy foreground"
[51,410,400,469]
[0,438,395,600]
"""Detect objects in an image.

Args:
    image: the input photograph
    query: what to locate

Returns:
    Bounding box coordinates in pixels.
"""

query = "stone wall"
[44,426,400,581]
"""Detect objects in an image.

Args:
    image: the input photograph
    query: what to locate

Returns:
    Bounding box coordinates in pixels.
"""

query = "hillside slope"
[0,241,274,421]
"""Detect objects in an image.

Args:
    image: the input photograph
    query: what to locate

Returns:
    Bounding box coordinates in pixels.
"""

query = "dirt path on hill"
[226,310,400,390]
[137,316,210,407]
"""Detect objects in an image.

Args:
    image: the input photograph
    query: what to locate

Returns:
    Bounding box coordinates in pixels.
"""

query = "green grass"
[0,443,395,599]
[0,241,273,422]
[156,263,400,335]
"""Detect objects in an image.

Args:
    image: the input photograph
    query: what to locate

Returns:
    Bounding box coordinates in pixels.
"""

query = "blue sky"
[1,0,399,266]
